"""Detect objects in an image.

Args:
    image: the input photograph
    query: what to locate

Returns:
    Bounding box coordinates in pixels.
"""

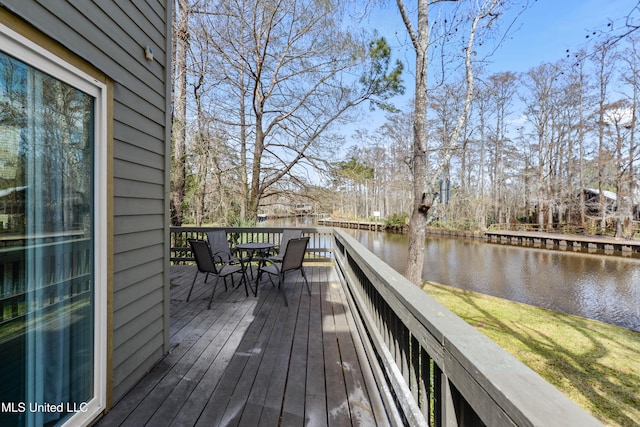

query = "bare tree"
[594,0,640,48]
[520,63,564,229]
[381,109,414,215]
[482,71,517,225]
[202,0,403,220]
[397,0,504,285]
[569,51,591,228]
[591,42,617,232]
[471,79,492,228]
[171,0,192,225]
[605,99,634,237]
[619,36,640,237]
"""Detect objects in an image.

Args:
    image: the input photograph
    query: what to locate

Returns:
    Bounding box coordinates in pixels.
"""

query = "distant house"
[293,203,313,215]
[0,186,25,229]
[582,187,640,219]
[0,2,171,426]
[582,187,617,215]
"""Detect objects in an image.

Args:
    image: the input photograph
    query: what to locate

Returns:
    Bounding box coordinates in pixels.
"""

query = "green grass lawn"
[421,281,640,427]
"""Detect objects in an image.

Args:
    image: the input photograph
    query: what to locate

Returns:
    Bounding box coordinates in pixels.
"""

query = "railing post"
[440,373,458,427]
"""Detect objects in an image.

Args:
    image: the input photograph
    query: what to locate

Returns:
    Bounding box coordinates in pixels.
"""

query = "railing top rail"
[170,226,335,264]
[170,226,334,233]
[333,228,601,427]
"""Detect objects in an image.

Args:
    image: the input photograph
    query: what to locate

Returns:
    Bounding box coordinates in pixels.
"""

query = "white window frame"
[0,23,108,427]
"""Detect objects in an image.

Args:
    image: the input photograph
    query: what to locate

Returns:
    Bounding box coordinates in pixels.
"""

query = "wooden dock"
[317,219,640,255]
[96,264,393,426]
[317,219,385,231]
[485,230,640,253]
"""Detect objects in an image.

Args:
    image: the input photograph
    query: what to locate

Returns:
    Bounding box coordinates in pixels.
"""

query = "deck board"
[322,269,350,427]
[97,264,393,426]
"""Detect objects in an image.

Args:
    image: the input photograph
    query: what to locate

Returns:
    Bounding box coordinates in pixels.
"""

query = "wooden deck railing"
[0,236,93,410]
[332,228,601,427]
[0,236,92,328]
[168,226,601,426]
[169,226,334,264]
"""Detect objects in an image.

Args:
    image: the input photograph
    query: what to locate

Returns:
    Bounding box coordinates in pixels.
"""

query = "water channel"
[268,217,640,331]
[345,228,640,332]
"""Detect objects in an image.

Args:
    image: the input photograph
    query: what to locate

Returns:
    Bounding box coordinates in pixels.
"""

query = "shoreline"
[318,218,640,258]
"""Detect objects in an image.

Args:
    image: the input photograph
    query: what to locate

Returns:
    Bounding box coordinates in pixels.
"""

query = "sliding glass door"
[0,25,106,427]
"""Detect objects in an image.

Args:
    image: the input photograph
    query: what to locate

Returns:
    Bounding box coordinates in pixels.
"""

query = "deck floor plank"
[172,277,278,427]
[321,267,351,427]
[304,267,329,427]
[123,278,251,426]
[97,264,393,427]
[328,265,381,425]
[193,283,280,427]
[103,295,235,426]
[228,283,290,426]
[280,273,312,426]
[253,302,297,425]
[149,293,254,426]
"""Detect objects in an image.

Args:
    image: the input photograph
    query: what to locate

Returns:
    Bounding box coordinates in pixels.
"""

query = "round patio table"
[236,242,274,252]
[236,242,274,279]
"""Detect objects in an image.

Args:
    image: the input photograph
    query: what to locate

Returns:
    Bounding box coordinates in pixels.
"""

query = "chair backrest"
[277,229,303,257]
[189,239,218,274]
[206,230,232,260]
[281,237,309,273]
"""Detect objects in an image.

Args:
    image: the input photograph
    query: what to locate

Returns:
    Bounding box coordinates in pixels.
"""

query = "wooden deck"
[97,263,393,426]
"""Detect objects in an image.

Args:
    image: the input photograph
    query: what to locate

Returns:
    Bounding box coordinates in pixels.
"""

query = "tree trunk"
[578,63,586,228]
[593,44,613,233]
[171,0,189,225]
[249,103,265,220]
[400,0,500,285]
[239,71,249,220]
[398,0,429,285]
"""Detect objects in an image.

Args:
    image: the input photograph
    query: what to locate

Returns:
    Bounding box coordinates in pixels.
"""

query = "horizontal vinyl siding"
[112,332,164,400]
[112,282,164,335]
[114,229,165,255]
[113,178,165,200]
[114,199,165,218]
[114,160,165,188]
[115,120,166,156]
[2,0,170,404]
[112,259,166,294]
[113,94,166,135]
[114,215,166,234]
[114,244,165,274]
[110,269,166,399]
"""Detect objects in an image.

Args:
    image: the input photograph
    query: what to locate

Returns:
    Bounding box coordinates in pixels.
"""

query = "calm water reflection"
[347,229,640,332]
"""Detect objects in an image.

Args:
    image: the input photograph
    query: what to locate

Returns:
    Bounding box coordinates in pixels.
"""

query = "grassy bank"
[421,281,639,426]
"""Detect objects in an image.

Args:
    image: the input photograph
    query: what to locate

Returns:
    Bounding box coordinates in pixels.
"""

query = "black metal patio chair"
[256,237,310,306]
[266,228,303,263]
[206,230,250,266]
[187,239,248,309]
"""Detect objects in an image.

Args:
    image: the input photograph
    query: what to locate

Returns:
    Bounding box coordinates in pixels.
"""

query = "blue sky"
[487,0,635,73]
[361,0,635,77]
[346,0,636,132]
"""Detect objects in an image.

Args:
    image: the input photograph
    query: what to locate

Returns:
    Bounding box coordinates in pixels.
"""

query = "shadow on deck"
[97,264,393,426]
